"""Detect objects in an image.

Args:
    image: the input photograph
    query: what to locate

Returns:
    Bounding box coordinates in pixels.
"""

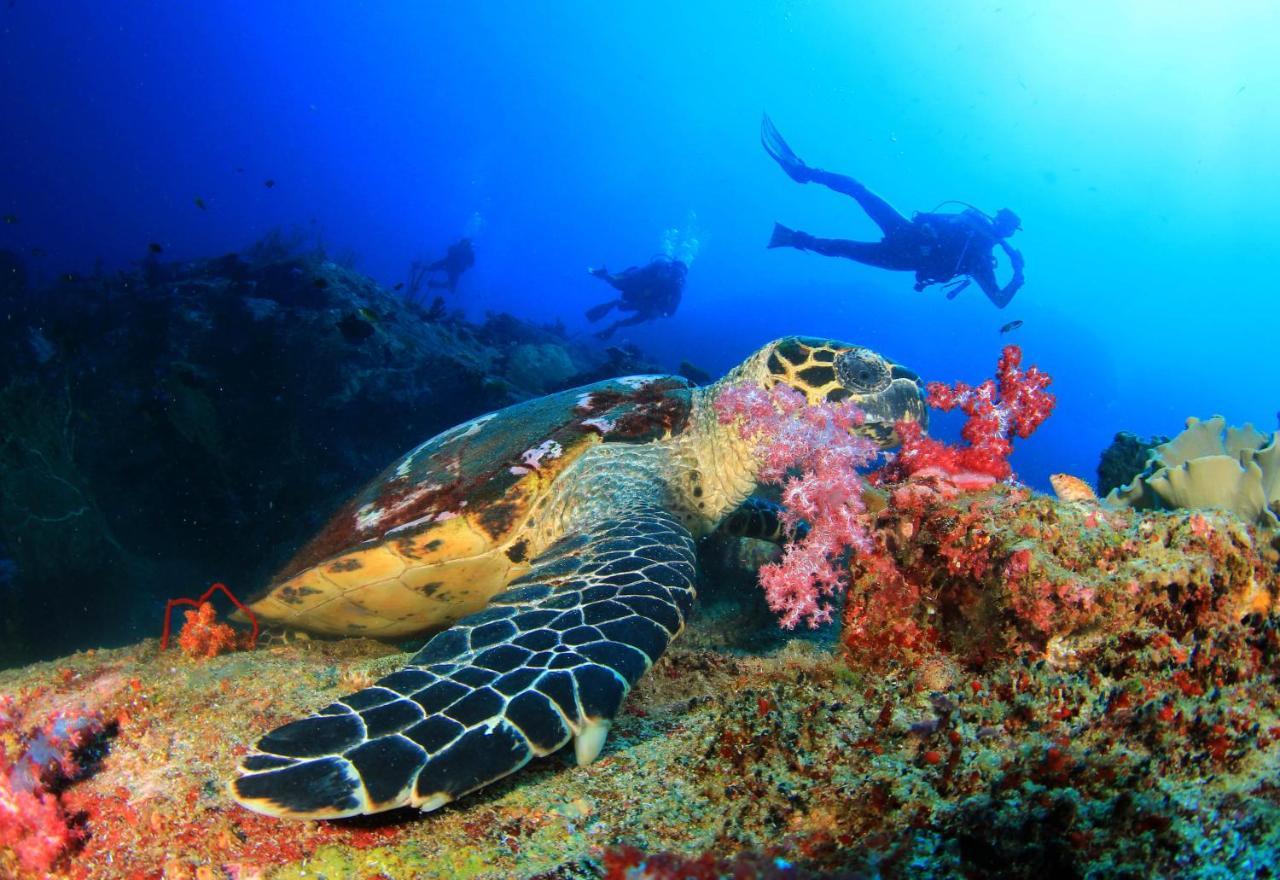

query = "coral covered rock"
[844,482,1277,668]
[1107,415,1280,530]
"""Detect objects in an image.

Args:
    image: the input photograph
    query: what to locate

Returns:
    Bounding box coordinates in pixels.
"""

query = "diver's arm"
[1000,240,1025,275]
[972,253,1024,309]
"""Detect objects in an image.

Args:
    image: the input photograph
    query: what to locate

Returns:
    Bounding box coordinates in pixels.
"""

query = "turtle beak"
[849,365,928,448]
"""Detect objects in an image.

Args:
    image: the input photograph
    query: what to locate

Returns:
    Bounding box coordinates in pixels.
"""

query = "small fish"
[2,214,18,224]
[312,277,329,289]
[29,247,45,257]
[357,307,378,322]
[263,179,275,189]
[148,242,163,254]
[193,197,207,210]
[393,282,405,291]
[1237,85,1247,95]
[60,272,79,283]
[999,319,1023,334]
[1050,473,1097,503]
[235,167,245,173]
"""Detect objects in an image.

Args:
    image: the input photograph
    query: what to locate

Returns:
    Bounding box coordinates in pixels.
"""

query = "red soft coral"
[715,382,878,628]
[0,698,105,874]
[886,344,1054,485]
[176,601,243,658]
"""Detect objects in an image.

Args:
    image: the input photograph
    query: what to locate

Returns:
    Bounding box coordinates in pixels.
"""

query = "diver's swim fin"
[585,301,618,321]
[761,114,811,183]
[767,223,796,249]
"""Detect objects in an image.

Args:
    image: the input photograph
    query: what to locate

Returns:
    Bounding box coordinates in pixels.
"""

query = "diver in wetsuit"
[762,115,1025,308]
[585,257,686,340]
[426,238,475,293]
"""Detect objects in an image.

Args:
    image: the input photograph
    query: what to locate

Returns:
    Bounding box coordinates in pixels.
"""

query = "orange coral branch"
[160,582,258,651]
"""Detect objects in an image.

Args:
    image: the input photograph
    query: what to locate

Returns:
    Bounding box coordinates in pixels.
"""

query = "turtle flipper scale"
[230,508,696,820]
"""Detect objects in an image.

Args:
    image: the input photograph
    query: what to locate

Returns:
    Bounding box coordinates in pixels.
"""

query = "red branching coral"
[160,581,258,657]
[176,602,244,658]
[887,344,1055,484]
[715,382,878,628]
[0,696,105,874]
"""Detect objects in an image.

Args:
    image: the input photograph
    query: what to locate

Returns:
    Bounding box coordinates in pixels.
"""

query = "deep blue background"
[3,1,1278,489]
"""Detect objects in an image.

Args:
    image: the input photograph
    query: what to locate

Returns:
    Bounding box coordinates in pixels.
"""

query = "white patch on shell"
[580,416,616,434]
[355,503,387,531]
[386,508,460,537]
[617,375,663,389]
[354,483,445,533]
[417,411,499,465]
[394,440,432,478]
[509,439,563,475]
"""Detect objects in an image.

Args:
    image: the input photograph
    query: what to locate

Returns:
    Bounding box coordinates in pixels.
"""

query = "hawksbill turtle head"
[725,335,928,445]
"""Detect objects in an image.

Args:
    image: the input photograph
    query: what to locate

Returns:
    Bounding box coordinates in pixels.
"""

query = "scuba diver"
[425,237,475,293]
[585,257,687,340]
[762,115,1025,308]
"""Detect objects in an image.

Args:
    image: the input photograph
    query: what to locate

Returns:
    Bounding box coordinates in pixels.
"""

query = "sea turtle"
[231,336,927,819]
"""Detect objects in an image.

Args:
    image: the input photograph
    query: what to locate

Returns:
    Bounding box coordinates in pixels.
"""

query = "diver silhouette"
[762,115,1025,308]
[426,238,475,293]
[585,257,686,340]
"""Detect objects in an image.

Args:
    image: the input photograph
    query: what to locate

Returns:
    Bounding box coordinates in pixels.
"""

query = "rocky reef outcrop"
[0,244,659,665]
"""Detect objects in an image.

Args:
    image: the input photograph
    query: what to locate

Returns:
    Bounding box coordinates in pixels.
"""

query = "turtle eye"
[835,349,890,393]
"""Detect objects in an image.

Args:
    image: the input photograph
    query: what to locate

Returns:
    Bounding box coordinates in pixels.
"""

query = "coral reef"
[843,483,1274,667]
[714,381,878,628]
[0,691,111,875]
[1107,415,1280,530]
[1,483,1277,877]
[887,344,1055,486]
[1096,430,1168,497]
[174,603,244,659]
[0,244,652,665]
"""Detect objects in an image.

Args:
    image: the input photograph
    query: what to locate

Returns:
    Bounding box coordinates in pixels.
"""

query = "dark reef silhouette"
[0,241,659,666]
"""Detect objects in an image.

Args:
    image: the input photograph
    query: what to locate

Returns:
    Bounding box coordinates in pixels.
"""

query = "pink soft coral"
[0,696,105,874]
[715,382,878,628]
[887,344,1054,485]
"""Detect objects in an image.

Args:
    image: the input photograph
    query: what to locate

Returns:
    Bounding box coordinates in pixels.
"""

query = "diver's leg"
[585,299,621,322]
[594,312,650,340]
[808,169,910,237]
[780,230,916,270]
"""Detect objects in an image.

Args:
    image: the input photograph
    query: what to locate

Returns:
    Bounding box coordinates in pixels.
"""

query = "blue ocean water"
[2,0,1280,665]
[3,2,1276,488]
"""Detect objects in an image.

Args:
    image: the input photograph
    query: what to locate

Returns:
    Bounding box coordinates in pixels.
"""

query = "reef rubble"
[2,485,1278,879]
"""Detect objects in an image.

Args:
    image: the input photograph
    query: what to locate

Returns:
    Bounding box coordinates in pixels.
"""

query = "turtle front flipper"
[230,507,696,819]
[717,495,809,543]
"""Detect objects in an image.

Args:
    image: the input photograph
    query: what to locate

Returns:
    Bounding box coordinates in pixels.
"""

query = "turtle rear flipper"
[230,508,696,819]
